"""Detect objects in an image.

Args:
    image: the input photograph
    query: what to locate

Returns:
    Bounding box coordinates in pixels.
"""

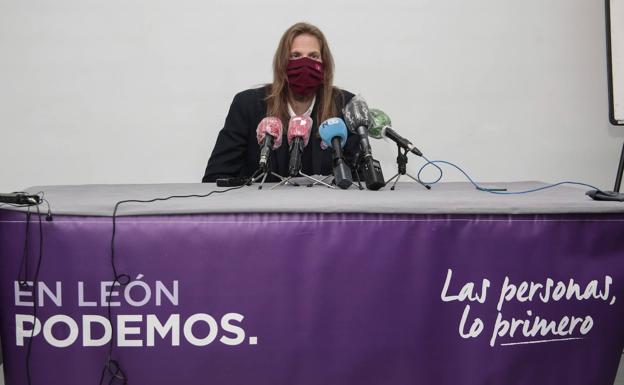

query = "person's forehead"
[291,34,321,51]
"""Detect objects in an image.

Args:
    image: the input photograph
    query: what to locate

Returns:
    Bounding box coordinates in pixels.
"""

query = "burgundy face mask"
[286,57,324,96]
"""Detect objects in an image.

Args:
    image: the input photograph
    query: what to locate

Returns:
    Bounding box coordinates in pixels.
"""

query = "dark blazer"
[202,87,358,183]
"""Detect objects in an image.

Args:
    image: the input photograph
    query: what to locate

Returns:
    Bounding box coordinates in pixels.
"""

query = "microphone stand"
[252,167,289,190]
[350,153,366,191]
[269,136,335,190]
[614,140,624,192]
[306,174,333,188]
[385,144,431,191]
[254,135,290,190]
[270,172,335,190]
[586,140,624,201]
[307,174,358,189]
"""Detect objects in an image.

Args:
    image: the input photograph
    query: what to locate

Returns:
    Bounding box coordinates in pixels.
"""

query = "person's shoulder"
[332,87,355,108]
[233,86,269,104]
[337,88,355,101]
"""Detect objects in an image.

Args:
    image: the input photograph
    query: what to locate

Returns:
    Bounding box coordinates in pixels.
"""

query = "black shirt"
[202,86,358,182]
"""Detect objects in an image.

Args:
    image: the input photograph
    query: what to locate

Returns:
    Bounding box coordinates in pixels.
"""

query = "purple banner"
[1,211,624,385]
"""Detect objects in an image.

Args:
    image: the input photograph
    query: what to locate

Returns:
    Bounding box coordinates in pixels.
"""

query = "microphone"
[0,192,41,205]
[343,96,385,190]
[256,117,283,171]
[287,115,313,177]
[319,117,353,189]
[369,109,423,156]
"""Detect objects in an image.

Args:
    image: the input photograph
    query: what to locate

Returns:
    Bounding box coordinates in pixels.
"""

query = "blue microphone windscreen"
[319,118,348,148]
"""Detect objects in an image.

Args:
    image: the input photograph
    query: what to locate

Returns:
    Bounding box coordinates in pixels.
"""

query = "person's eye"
[290,53,300,59]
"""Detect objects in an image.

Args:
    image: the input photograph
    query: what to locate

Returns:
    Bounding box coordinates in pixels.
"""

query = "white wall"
[610,0,624,123]
[0,0,621,192]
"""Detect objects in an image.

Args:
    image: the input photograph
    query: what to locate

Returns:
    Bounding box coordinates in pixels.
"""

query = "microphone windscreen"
[256,116,283,149]
[319,117,348,149]
[287,115,313,146]
[369,109,392,139]
[343,95,371,133]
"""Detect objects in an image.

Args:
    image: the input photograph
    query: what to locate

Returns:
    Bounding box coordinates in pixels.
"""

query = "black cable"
[0,193,52,385]
[24,204,44,385]
[18,203,45,385]
[99,183,251,385]
[18,206,32,286]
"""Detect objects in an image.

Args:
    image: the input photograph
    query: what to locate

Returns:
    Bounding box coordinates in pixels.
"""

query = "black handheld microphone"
[343,96,385,190]
[319,117,353,189]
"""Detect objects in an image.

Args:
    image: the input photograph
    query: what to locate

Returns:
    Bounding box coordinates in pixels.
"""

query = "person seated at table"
[202,22,359,183]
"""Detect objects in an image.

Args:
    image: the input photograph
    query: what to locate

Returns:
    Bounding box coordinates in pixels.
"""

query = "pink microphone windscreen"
[256,116,283,149]
[287,115,313,146]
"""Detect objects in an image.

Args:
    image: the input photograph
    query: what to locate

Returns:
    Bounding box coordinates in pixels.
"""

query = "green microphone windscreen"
[369,109,391,139]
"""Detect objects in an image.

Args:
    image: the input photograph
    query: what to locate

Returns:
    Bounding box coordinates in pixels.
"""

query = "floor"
[2,357,624,385]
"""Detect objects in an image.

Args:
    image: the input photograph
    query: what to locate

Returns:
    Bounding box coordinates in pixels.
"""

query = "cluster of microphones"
[255,95,423,190]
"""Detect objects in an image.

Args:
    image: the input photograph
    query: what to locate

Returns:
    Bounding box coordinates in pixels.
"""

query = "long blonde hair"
[266,22,341,126]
